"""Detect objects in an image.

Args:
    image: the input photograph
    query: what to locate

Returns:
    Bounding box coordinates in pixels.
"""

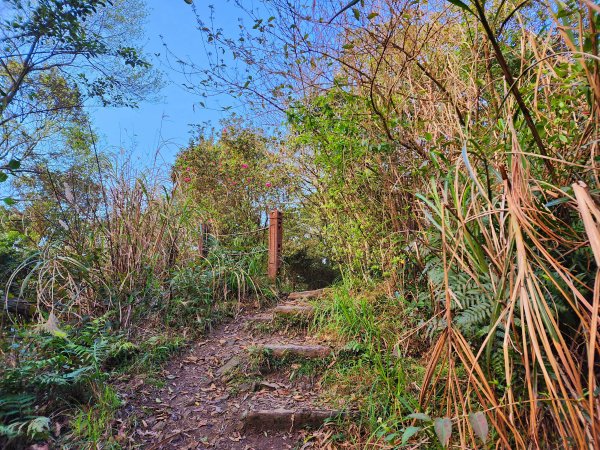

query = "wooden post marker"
[199,222,211,257]
[268,209,283,281]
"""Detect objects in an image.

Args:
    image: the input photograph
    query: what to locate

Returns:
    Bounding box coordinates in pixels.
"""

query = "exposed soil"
[116,300,336,449]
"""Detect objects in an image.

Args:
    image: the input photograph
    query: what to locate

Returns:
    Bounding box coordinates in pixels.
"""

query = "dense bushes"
[174,119,295,236]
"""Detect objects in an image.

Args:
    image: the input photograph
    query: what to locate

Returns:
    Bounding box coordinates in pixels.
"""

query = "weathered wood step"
[241,407,343,431]
[273,304,314,318]
[254,343,332,359]
[287,289,325,301]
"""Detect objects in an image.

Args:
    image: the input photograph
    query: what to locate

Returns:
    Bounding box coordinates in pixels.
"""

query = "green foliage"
[0,0,160,190]
[0,316,133,446]
[0,394,49,443]
[69,385,121,449]
[1,0,156,110]
[314,283,423,438]
[288,86,415,279]
[167,262,216,328]
[0,224,30,288]
[0,123,280,447]
[421,258,495,340]
[174,118,294,236]
[201,238,272,301]
[2,317,126,395]
[0,314,190,447]
[2,0,598,447]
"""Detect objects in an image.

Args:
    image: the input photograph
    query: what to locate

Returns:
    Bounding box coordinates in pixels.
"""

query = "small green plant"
[0,315,135,447]
[247,345,272,372]
[127,334,185,374]
[0,394,50,445]
[313,283,424,444]
[68,385,122,448]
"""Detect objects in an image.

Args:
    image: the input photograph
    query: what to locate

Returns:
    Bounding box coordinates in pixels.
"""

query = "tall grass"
[313,281,425,445]
[5,157,207,326]
[418,132,600,447]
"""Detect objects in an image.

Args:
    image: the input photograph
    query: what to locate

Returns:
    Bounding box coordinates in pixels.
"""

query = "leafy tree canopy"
[0,0,160,177]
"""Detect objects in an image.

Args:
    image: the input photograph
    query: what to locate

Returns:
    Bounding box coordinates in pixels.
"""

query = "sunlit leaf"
[469,412,489,443]
[401,426,421,444]
[445,0,474,14]
[7,159,20,170]
[407,413,431,421]
[434,417,452,447]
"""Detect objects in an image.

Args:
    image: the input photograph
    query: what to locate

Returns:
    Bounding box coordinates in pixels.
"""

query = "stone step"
[241,407,343,431]
[249,312,274,323]
[287,289,325,301]
[254,343,332,359]
[273,303,314,318]
[216,355,243,379]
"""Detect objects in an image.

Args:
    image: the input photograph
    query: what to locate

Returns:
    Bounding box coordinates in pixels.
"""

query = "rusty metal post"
[268,209,283,281]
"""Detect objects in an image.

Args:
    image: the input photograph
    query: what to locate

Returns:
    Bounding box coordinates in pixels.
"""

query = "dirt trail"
[117,296,336,449]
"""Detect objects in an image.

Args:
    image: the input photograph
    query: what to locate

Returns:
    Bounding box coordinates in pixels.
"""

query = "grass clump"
[67,385,122,450]
[312,282,428,447]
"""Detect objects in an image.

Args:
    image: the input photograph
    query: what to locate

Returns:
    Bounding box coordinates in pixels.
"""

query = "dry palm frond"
[420,133,600,447]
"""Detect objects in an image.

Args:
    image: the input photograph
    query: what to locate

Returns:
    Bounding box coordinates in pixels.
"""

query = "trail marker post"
[268,209,283,281]
[199,223,211,258]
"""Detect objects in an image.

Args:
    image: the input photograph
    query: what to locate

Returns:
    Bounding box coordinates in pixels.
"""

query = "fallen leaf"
[229,433,242,442]
[259,381,281,390]
[53,420,63,437]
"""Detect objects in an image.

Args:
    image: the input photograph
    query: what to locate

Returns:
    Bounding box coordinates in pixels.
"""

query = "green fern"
[0,393,50,442]
[423,256,495,339]
[455,298,493,337]
[0,315,137,445]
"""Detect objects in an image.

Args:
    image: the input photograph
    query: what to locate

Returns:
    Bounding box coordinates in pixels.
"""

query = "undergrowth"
[0,136,277,447]
[312,281,431,447]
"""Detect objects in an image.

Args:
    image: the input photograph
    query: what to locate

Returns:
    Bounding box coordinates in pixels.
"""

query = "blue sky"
[91,1,242,170]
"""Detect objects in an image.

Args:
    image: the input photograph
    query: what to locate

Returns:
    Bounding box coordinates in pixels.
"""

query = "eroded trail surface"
[118,291,340,449]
